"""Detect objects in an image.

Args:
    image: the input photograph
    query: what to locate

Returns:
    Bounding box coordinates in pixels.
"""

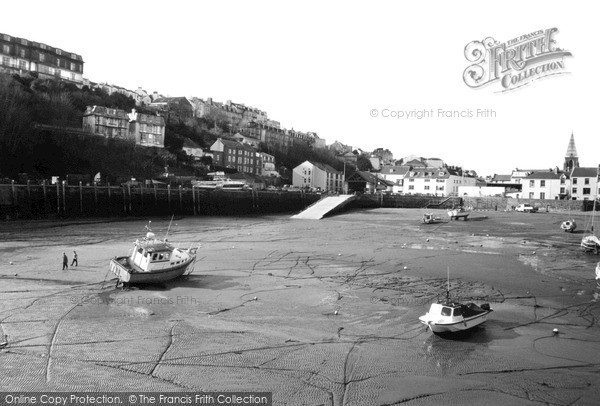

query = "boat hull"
[448,209,469,220]
[110,256,194,284]
[419,311,491,334]
[581,235,600,252]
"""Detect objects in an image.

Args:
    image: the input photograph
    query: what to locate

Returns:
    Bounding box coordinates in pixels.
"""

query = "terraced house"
[403,167,476,197]
[570,167,600,200]
[210,138,261,175]
[292,161,343,193]
[0,32,84,84]
[82,106,165,148]
[519,169,568,200]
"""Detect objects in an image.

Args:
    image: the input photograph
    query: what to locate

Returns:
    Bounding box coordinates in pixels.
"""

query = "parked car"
[515,203,538,213]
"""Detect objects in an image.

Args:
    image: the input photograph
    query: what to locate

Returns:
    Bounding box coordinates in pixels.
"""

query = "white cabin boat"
[419,268,492,334]
[109,231,197,285]
[419,301,492,334]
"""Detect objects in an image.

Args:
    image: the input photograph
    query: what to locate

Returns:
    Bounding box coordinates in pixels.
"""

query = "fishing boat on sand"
[447,207,469,221]
[419,269,492,334]
[422,213,443,224]
[109,221,198,286]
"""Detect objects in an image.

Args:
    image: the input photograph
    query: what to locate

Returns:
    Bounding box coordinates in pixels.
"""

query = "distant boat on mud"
[422,213,443,224]
[581,199,600,253]
[419,268,492,334]
[447,207,469,221]
[109,222,198,286]
[560,219,576,232]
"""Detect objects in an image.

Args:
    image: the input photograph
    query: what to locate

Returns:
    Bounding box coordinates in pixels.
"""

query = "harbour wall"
[0,182,321,219]
[1,182,594,220]
[462,196,591,212]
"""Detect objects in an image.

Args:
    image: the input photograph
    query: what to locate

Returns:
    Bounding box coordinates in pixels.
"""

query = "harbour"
[1,208,599,404]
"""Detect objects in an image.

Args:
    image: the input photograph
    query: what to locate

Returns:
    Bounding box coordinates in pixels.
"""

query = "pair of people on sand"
[62,251,78,270]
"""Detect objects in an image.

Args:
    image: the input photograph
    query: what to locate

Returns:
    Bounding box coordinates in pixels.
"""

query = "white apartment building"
[402,167,476,197]
[292,161,343,192]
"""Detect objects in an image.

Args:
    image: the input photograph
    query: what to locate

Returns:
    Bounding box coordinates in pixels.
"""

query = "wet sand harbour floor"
[1,209,600,405]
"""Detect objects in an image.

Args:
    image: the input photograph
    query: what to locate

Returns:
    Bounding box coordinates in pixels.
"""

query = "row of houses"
[0,32,84,84]
[481,134,599,201]
[0,31,327,154]
[82,106,166,148]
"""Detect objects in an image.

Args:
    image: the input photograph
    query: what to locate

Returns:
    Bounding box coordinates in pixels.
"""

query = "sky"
[3,1,597,176]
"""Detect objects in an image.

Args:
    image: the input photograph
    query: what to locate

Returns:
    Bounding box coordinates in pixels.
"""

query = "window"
[424,185,430,190]
[408,185,414,190]
[2,44,9,54]
[39,53,45,62]
[436,179,444,183]
[529,192,534,199]
[19,60,26,70]
[409,178,414,182]
[19,49,25,58]
[441,307,452,316]
[540,192,545,199]
[540,180,545,187]
[583,188,591,195]
[572,188,577,194]
[424,179,430,182]
[560,178,565,185]
[21,39,28,45]
[560,187,565,194]
[573,178,578,185]
[585,178,590,185]
[2,56,9,66]
[529,180,535,187]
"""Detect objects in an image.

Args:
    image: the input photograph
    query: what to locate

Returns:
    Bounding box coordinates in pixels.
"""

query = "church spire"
[564,132,579,172]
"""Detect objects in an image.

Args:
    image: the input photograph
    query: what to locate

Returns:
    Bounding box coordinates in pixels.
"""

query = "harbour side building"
[0,32,84,85]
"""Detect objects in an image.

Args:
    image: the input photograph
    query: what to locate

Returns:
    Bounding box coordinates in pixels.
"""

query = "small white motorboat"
[560,220,576,232]
[419,268,492,334]
[419,301,492,334]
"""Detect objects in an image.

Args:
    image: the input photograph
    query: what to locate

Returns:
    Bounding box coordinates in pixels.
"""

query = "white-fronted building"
[402,167,476,196]
[292,161,343,192]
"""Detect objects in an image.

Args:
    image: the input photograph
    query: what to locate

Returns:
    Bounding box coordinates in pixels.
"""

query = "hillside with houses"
[0,31,596,201]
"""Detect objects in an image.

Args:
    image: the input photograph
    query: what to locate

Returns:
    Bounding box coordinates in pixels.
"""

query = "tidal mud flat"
[1,209,600,405]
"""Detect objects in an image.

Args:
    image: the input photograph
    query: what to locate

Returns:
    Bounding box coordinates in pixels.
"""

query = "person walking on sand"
[62,253,68,270]
[71,251,78,267]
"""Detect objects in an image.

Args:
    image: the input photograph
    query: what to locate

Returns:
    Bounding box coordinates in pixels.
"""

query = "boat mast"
[446,266,451,303]
[165,214,174,239]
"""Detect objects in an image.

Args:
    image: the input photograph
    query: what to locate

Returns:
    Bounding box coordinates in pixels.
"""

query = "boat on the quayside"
[109,223,198,286]
[419,269,492,334]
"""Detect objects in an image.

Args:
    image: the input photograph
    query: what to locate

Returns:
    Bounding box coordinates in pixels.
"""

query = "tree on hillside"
[0,75,33,174]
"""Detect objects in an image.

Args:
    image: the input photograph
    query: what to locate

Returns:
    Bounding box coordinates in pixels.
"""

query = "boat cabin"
[426,302,489,322]
[129,233,190,272]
